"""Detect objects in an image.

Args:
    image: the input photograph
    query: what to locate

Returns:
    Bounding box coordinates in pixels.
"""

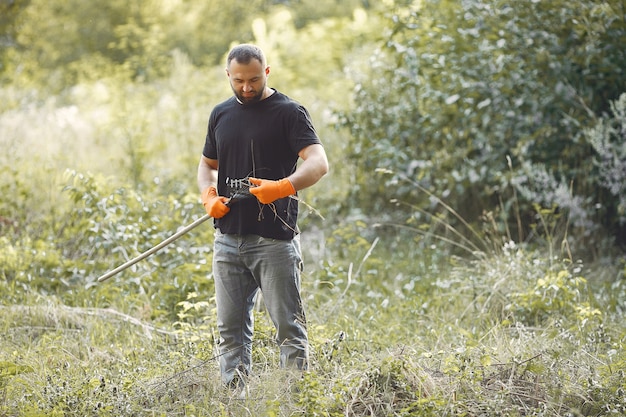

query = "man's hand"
[201,186,230,218]
[248,177,296,204]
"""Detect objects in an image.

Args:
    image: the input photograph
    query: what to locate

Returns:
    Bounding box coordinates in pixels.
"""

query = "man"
[197,44,329,388]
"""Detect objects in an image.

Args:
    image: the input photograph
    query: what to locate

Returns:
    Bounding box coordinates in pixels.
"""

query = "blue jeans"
[212,230,308,385]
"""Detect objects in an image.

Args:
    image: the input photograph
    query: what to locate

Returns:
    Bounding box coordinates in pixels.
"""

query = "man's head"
[226,44,270,105]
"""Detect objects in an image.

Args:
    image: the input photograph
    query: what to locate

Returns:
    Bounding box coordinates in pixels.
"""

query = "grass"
[2,178,625,416]
[1,163,624,416]
[2,231,625,416]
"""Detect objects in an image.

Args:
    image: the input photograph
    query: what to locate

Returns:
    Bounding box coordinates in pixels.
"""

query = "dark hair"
[227,44,266,68]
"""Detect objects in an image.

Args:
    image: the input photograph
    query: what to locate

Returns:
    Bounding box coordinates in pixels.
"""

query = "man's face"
[227,58,270,105]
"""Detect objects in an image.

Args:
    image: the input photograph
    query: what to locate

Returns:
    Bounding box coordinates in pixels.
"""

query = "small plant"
[508,267,601,327]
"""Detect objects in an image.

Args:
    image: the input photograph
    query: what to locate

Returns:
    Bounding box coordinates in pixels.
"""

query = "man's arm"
[198,155,230,218]
[287,144,329,191]
[197,155,219,193]
[248,143,329,205]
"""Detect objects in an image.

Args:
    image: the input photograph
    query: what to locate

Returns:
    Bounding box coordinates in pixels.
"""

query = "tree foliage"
[0,0,369,90]
[340,0,626,250]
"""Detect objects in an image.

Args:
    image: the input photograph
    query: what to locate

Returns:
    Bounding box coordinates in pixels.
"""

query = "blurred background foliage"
[0,0,369,88]
[339,0,626,255]
[0,0,624,301]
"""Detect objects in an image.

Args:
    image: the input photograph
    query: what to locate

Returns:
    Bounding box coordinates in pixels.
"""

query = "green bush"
[339,0,626,252]
[0,170,214,322]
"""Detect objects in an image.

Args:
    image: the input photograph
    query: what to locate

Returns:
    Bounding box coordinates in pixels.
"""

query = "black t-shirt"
[202,89,321,240]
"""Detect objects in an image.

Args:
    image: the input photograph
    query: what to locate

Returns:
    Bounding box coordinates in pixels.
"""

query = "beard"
[232,83,266,105]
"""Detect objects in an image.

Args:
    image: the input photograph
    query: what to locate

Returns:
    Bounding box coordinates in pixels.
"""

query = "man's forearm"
[289,145,329,191]
[197,158,219,192]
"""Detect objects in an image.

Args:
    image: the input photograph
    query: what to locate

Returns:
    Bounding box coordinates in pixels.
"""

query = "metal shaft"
[97,213,211,283]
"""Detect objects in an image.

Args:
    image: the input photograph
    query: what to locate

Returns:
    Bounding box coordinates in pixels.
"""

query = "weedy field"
[1,167,624,416]
[1,53,625,417]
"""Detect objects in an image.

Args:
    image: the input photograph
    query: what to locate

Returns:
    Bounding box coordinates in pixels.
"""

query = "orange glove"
[248,177,296,204]
[201,186,230,218]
